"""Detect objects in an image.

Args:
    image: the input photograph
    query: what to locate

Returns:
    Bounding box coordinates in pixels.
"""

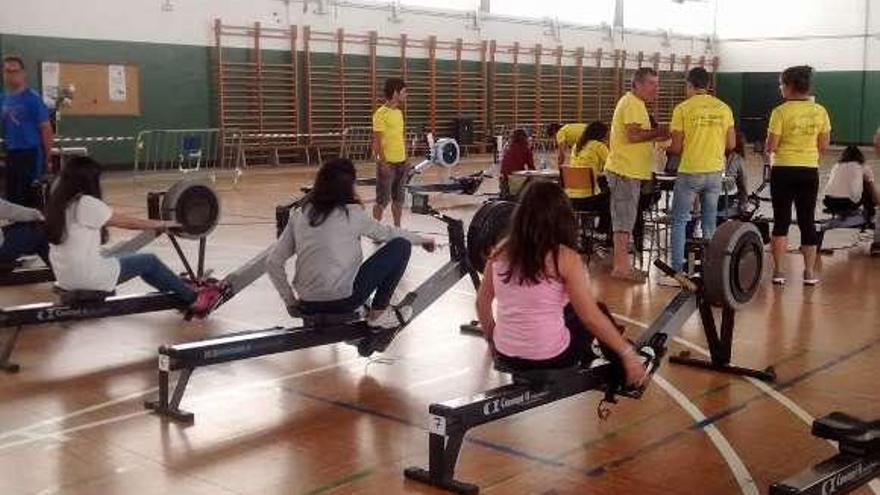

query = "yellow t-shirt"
[556,123,587,147]
[767,100,831,167]
[670,94,734,173]
[605,92,654,180]
[567,140,609,198]
[372,105,406,163]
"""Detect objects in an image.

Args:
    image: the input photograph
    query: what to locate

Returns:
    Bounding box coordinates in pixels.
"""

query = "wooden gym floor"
[0,154,878,495]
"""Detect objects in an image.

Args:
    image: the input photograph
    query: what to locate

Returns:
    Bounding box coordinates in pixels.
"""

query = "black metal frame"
[403,254,776,494]
[770,414,880,495]
[669,292,776,381]
[145,200,481,424]
[403,269,693,494]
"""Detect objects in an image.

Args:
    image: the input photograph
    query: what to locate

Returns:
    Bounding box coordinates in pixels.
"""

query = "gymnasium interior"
[0,1,878,494]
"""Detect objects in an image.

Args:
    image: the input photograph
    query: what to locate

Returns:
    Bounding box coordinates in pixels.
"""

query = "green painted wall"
[716,70,880,145]
[1,34,214,165]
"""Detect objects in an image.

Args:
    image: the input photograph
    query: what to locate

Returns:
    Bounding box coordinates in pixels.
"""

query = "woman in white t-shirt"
[823,146,875,213]
[45,157,222,317]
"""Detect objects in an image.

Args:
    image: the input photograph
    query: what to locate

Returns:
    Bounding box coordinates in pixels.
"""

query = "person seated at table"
[0,197,49,269]
[499,128,535,198]
[566,121,611,237]
[475,180,647,385]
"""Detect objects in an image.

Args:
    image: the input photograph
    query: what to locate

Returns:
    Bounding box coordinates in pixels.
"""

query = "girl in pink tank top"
[475,181,647,385]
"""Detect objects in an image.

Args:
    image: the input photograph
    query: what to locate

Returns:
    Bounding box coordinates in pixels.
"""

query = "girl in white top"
[45,157,221,317]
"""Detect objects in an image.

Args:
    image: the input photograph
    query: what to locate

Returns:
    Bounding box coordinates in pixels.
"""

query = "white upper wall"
[716,0,878,72]
[0,0,713,62]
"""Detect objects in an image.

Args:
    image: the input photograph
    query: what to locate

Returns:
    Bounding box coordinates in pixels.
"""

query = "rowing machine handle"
[653,259,677,277]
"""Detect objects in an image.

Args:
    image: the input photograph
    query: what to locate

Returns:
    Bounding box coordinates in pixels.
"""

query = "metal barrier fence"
[133,128,245,183]
[340,126,428,164]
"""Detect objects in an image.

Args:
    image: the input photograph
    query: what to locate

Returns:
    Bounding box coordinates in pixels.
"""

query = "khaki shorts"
[606,171,643,234]
[376,161,411,206]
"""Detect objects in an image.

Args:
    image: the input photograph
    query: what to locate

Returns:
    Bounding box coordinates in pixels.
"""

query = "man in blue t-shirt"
[2,56,54,207]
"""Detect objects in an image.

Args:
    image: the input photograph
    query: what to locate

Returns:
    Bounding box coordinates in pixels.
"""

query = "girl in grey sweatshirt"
[266,158,434,329]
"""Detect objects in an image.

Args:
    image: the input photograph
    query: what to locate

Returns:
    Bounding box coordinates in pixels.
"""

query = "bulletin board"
[41,62,141,116]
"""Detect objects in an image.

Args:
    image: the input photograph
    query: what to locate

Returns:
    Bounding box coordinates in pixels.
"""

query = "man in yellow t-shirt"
[555,122,586,166]
[372,77,408,227]
[604,67,669,282]
[663,67,735,280]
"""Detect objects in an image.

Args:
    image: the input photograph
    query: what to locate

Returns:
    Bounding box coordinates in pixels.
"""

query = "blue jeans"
[670,172,723,271]
[0,222,50,266]
[299,237,412,314]
[117,253,196,304]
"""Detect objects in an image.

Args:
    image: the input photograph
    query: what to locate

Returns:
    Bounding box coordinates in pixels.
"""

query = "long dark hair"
[46,156,106,245]
[575,121,608,155]
[304,158,361,227]
[498,180,577,285]
[510,128,528,147]
[839,145,864,164]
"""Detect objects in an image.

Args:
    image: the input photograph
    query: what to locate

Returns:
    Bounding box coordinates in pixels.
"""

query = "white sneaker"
[368,309,401,330]
[656,274,680,287]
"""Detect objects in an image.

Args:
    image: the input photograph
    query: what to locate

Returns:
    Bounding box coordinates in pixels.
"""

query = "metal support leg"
[405,431,477,494]
[197,237,206,279]
[168,234,197,281]
[0,327,22,373]
[670,302,776,382]
[145,367,196,424]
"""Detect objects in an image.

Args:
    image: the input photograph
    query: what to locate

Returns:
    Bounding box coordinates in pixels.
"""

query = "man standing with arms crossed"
[660,67,735,284]
[1,56,54,208]
[604,67,669,282]
[372,78,409,227]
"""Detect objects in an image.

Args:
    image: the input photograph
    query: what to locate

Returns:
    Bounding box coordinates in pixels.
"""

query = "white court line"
[671,337,880,494]
[0,339,473,452]
[654,375,760,495]
[405,368,471,390]
[0,388,159,443]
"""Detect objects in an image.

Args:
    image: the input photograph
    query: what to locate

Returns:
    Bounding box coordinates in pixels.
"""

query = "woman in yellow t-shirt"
[567,121,611,237]
[765,65,831,286]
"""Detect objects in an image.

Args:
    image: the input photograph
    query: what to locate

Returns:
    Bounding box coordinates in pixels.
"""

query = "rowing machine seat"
[812,412,880,452]
[53,287,115,305]
[494,361,581,385]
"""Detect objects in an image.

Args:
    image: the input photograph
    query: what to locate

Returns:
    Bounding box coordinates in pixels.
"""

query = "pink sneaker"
[189,283,224,318]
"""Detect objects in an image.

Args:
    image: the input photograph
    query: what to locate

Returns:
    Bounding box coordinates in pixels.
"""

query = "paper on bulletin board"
[41,61,60,107]
[108,64,127,102]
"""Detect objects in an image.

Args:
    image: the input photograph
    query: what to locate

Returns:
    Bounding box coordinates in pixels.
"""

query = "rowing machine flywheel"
[160,178,221,239]
[466,200,516,273]
[703,220,764,309]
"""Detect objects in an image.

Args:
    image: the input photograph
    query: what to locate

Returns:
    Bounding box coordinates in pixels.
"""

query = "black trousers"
[4,149,40,208]
[770,166,819,246]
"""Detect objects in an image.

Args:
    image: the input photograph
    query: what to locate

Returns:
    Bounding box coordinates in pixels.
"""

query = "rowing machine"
[404,220,773,494]
[770,412,880,495]
[0,178,268,373]
[0,189,186,287]
[144,193,481,424]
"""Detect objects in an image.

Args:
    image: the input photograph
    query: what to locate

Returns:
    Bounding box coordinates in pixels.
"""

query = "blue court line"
[294,389,565,468]
[574,334,880,476]
[288,333,880,485]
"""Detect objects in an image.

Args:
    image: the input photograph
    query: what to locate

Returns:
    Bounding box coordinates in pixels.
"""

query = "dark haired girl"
[267,158,435,329]
[46,157,222,316]
[766,65,831,286]
[475,180,646,385]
